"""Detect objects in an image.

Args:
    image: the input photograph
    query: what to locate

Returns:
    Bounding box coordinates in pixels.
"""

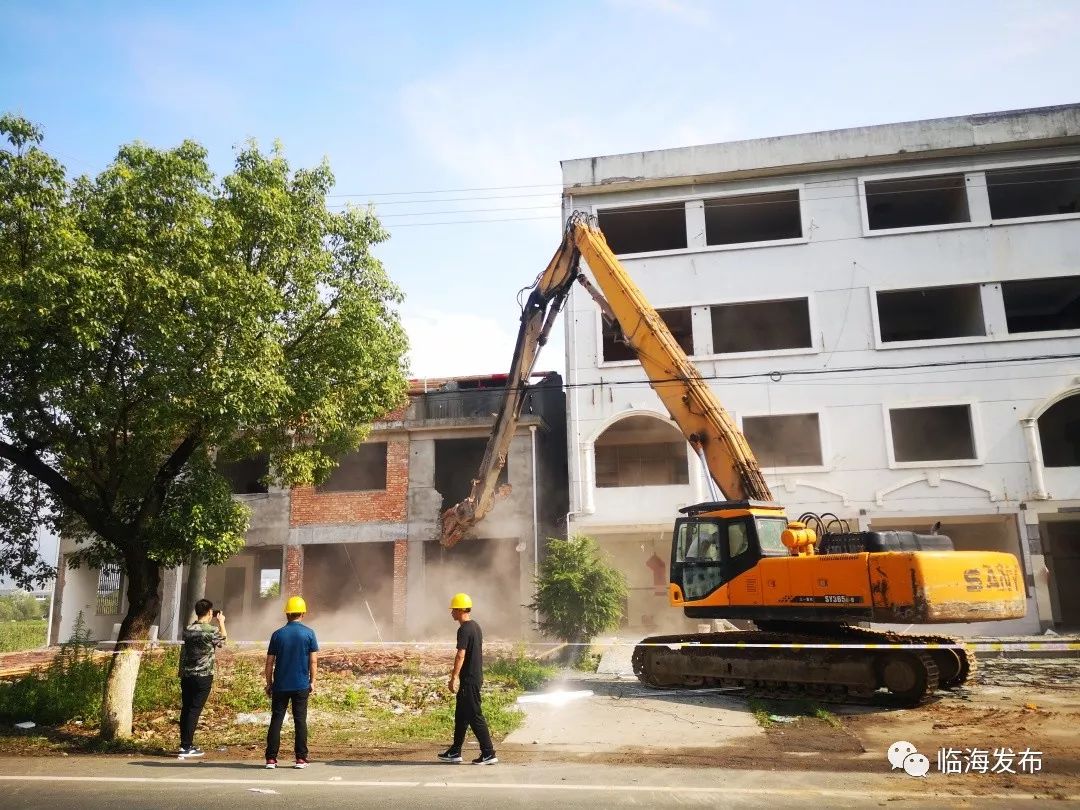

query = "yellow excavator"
[441,211,1026,706]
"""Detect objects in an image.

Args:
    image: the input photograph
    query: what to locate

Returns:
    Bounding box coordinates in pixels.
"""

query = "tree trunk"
[182,550,206,626]
[100,554,161,741]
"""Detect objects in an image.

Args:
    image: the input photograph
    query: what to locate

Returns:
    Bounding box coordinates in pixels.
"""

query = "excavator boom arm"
[439,224,581,547]
[439,212,771,547]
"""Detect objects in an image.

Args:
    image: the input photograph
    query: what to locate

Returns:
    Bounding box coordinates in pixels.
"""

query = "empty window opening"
[890,405,976,463]
[434,438,508,507]
[988,163,1080,220]
[595,416,688,487]
[704,190,802,245]
[865,173,970,230]
[1038,395,1080,467]
[317,442,388,492]
[710,298,812,354]
[743,413,823,468]
[303,544,394,638]
[602,307,693,362]
[218,455,269,494]
[96,565,122,615]
[597,202,687,254]
[258,568,281,599]
[1002,276,1080,334]
[877,285,985,342]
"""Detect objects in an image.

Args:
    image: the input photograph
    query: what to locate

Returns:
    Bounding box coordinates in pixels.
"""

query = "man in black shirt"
[438,592,497,765]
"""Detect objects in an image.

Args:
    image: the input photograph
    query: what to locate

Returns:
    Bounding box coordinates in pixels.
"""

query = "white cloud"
[403,309,519,379]
[403,307,566,381]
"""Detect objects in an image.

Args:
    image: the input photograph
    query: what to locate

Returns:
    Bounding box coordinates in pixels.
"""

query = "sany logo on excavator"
[963,564,1020,592]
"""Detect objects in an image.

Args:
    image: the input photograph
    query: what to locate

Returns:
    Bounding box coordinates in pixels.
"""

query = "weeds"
[0,613,103,725]
[748,698,774,728]
[0,620,47,653]
[747,696,843,729]
[212,657,267,713]
[574,650,602,673]
[486,648,556,691]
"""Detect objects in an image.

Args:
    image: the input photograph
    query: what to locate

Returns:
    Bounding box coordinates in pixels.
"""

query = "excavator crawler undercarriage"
[632,623,976,707]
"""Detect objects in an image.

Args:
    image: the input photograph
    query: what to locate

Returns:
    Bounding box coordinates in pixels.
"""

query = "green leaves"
[0,114,409,582]
[532,535,629,644]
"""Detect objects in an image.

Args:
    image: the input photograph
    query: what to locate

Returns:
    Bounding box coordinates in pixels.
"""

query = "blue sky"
[3,0,1079,572]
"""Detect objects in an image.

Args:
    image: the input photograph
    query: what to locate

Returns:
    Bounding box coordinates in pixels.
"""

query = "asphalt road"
[0,756,1075,809]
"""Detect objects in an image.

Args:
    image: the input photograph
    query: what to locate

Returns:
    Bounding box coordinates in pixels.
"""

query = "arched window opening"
[594,416,688,487]
[1039,395,1080,467]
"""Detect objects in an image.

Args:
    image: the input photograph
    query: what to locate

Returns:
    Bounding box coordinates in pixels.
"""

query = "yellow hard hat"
[449,592,473,610]
[285,596,307,614]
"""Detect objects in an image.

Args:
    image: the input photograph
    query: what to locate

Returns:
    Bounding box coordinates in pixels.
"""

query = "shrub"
[531,535,627,657]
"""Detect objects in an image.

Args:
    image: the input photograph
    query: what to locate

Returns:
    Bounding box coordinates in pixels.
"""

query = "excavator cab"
[669,501,789,603]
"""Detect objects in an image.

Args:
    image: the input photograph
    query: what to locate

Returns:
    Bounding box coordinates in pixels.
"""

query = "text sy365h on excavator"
[441,211,1025,706]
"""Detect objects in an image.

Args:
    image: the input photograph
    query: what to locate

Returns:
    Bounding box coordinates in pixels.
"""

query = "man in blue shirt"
[264,595,319,769]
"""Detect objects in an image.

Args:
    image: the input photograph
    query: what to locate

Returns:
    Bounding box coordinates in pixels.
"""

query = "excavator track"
[631,624,972,707]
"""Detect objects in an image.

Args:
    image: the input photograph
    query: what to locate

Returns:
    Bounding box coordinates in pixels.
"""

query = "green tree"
[0,592,47,621]
[532,536,628,661]
[0,115,408,738]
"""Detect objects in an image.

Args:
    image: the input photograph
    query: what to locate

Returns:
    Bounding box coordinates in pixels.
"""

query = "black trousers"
[265,689,310,760]
[179,675,212,749]
[452,680,494,756]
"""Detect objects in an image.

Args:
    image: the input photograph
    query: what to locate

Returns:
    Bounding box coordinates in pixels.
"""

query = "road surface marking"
[0,774,1072,801]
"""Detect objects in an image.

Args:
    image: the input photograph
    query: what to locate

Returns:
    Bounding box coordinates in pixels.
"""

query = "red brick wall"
[392,538,408,636]
[290,439,409,526]
[285,546,304,598]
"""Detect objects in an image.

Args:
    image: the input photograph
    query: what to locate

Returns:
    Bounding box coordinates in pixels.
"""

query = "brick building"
[49,373,568,645]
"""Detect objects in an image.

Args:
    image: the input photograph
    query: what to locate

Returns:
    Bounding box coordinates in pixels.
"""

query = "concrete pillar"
[1020,418,1050,500]
[685,199,706,248]
[405,539,425,637]
[582,439,596,514]
[965,170,992,224]
[392,538,408,638]
[406,438,438,635]
[285,545,304,597]
[690,306,713,356]
[158,566,184,641]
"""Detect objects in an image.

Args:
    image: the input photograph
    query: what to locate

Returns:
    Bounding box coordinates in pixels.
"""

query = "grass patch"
[486,648,556,691]
[747,696,843,729]
[0,620,47,653]
[574,650,602,673]
[748,698,774,728]
[0,646,556,754]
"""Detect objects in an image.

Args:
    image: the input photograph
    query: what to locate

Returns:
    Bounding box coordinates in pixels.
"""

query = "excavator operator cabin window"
[677,521,721,562]
[755,518,789,556]
[728,523,750,558]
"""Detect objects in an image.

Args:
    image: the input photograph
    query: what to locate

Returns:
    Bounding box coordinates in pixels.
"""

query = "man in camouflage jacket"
[177,598,227,757]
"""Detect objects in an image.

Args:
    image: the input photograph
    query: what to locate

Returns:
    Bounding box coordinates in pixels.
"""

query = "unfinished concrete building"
[562,104,1080,636]
[49,373,568,646]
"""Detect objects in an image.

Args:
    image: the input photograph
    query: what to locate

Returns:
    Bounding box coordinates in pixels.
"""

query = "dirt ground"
[3,646,1077,798]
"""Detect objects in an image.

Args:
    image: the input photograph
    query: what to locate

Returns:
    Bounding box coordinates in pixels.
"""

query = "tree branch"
[0,439,120,542]
[131,428,203,532]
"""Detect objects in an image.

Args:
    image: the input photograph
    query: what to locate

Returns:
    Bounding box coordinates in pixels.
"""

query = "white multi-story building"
[561,104,1080,637]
